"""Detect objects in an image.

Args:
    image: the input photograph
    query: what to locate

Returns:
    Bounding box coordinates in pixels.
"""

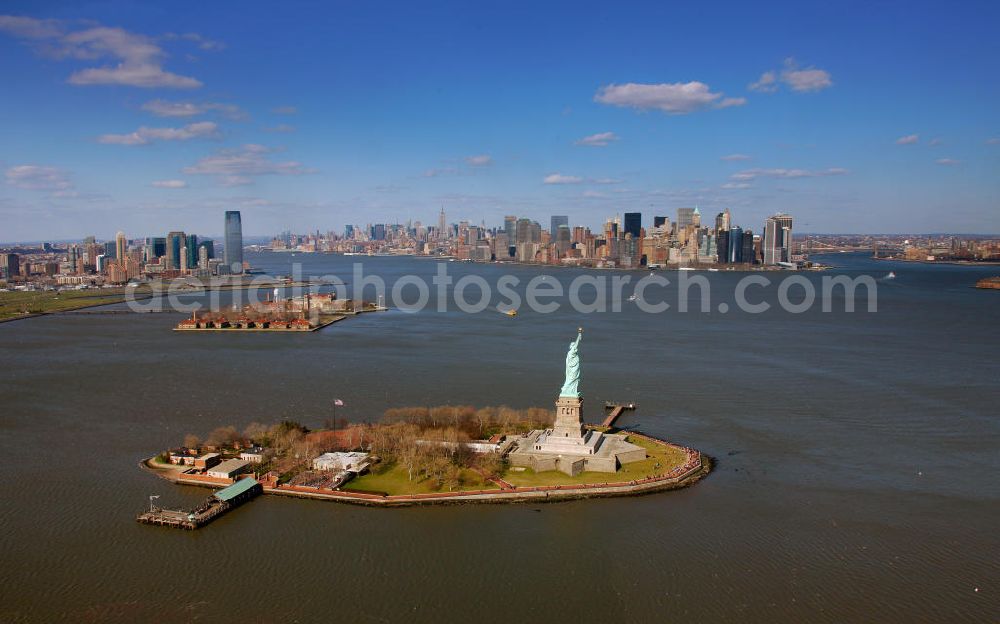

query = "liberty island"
[139,328,709,515]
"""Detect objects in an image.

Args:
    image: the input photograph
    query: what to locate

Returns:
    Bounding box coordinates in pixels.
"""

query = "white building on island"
[312,451,371,473]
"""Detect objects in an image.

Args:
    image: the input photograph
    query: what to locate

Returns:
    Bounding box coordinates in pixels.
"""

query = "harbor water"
[0,253,997,622]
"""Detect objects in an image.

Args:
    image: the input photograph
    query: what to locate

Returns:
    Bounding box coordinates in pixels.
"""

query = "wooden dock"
[137,478,261,530]
[602,401,636,428]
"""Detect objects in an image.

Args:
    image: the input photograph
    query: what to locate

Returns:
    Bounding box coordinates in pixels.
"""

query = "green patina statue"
[559,328,583,398]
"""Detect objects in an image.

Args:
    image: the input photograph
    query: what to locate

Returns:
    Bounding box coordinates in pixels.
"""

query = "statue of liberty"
[559,328,583,397]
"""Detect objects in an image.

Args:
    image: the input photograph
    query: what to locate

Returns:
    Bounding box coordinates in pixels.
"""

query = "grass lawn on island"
[502,435,689,488]
[0,287,151,320]
[342,463,500,496]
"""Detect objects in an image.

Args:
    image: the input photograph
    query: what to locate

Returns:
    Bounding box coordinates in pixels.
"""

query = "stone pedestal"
[552,395,584,439]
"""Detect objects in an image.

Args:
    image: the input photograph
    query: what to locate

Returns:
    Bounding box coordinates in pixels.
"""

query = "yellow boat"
[504,309,517,317]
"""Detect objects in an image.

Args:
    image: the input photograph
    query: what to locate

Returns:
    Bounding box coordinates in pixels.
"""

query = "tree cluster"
[382,404,554,438]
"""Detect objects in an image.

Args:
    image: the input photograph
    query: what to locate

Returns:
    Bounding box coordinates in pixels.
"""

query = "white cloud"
[731,167,849,181]
[0,16,204,88]
[0,15,61,39]
[721,153,751,161]
[183,144,313,186]
[896,134,919,145]
[263,124,296,133]
[464,154,493,166]
[272,105,298,115]
[782,65,833,92]
[720,182,752,189]
[575,131,619,147]
[750,58,833,94]
[141,99,245,119]
[581,190,607,198]
[986,138,1000,145]
[151,179,187,188]
[423,167,459,178]
[5,165,73,191]
[928,137,943,147]
[592,177,622,185]
[69,63,201,89]
[98,121,219,145]
[544,173,584,185]
[163,32,225,52]
[748,71,778,93]
[594,81,745,114]
[935,158,960,166]
[717,97,747,108]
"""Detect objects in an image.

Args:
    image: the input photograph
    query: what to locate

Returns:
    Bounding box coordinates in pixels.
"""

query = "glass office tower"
[224,210,244,273]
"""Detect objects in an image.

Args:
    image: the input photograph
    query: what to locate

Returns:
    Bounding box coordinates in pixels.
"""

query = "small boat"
[707,268,720,272]
[887,272,896,279]
[503,309,517,317]
[627,294,637,302]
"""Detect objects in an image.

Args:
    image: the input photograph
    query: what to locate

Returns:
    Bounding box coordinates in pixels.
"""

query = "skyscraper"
[224,211,244,273]
[550,215,569,238]
[727,226,743,263]
[438,207,447,240]
[166,231,186,270]
[677,207,695,229]
[715,209,731,232]
[504,215,517,245]
[555,224,571,253]
[184,234,198,269]
[623,212,641,239]
[763,214,793,265]
[0,253,19,279]
[115,231,126,264]
[516,218,540,244]
[198,239,214,260]
[742,230,756,264]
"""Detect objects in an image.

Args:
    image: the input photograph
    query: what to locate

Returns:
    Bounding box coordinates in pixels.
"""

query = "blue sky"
[1,0,998,241]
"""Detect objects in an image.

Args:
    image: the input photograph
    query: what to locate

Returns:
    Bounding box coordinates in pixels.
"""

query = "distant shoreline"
[870,256,1000,267]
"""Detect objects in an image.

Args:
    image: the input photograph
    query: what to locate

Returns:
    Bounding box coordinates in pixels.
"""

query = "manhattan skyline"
[2,1,999,241]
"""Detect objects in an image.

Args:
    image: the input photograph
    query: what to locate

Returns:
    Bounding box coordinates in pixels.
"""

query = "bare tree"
[479,452,505,478]
[243,422,269,445]
[205,425,240,448]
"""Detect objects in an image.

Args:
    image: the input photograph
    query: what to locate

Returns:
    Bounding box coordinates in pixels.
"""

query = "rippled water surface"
[1,253,997,622]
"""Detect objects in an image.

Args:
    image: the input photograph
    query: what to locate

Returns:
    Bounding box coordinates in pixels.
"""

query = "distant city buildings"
[0,213,235,287]
[6,207,999,292]
[263,208,797,269]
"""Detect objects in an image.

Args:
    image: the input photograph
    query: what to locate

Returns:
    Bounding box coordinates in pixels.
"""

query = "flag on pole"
[334,399,344,406]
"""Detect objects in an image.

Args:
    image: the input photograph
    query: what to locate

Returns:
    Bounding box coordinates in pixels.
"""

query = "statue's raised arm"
[559,329,583,398]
